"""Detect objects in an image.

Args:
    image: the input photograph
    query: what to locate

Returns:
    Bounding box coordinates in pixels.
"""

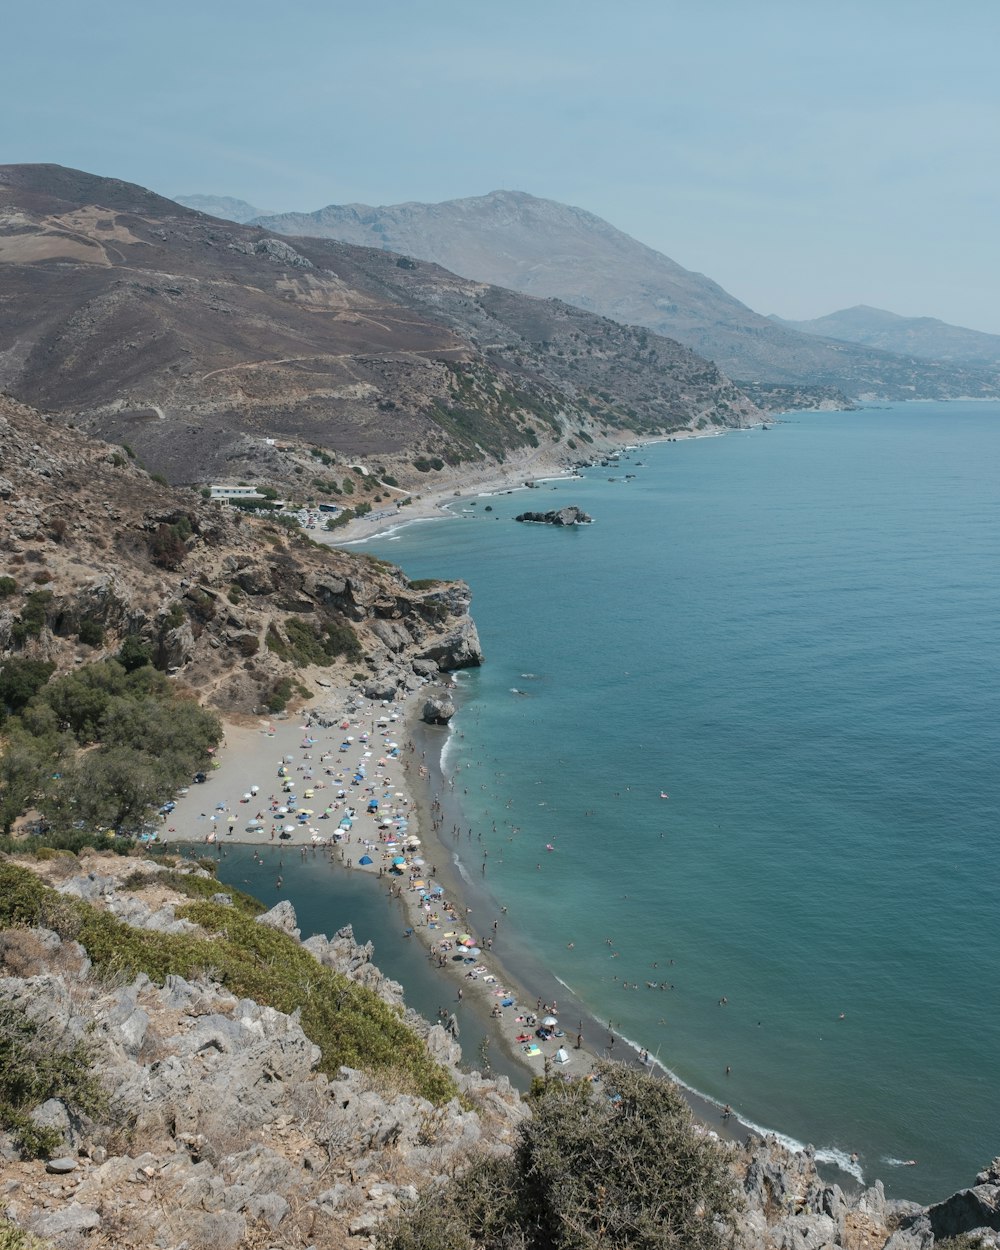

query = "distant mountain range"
[174,193,274,223]
[169,188,1000,402]
[0,164,760,486]
[771,305,1000,369]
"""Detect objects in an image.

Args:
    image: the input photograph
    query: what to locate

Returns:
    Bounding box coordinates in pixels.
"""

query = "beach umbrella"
[412,879,426,889]
[276,807,288,815]
[283,824,295,833]
[392,856,406,865]
[245,820,262,830]
[458,934,473,945]
[242,792,251,801]
[541,1015,559,1027]
[358,855,373,865]
[405,837,421,847]
[466,947,481,957]
[411,856,425,866]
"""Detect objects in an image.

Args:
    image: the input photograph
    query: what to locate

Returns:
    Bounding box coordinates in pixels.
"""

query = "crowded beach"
[158,690,596,1082]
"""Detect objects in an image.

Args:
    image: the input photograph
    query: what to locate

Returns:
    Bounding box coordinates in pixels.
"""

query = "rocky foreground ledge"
[1,855,998,1250]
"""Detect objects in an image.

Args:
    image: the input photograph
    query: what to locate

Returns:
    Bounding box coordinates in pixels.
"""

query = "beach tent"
[554,1048,571,1065]
[358,855,373,865]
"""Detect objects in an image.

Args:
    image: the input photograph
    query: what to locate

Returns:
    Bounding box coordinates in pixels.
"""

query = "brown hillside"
[0,165,759,486]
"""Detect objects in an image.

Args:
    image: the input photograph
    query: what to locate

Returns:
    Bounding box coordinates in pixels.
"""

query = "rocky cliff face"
[2,853,996,1250]
[0,397,481,713]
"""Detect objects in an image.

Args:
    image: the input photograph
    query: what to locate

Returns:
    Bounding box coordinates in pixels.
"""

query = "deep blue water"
[348,403,1000,1201]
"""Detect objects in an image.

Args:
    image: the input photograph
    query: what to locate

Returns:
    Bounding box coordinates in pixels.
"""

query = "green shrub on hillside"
[0,864,457,1107]
[0,1002,107,1159]
[383,1061,738,1250]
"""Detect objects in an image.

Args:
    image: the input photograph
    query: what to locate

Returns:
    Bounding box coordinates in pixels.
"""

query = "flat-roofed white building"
[209,485,265,500]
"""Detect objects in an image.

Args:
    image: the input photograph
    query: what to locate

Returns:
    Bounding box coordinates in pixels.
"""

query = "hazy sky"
[7,0,1000,332]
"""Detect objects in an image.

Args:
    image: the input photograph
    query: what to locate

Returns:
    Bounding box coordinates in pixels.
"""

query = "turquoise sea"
[220,402,1000,1202]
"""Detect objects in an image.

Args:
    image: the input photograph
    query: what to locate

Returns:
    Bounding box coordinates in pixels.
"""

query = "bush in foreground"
[382,1061,739,1250]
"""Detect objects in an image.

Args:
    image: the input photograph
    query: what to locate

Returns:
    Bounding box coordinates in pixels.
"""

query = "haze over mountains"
[772,306,1000,369]
[0,164,758,486]
[193,188,998,402]
[173,193,274,223]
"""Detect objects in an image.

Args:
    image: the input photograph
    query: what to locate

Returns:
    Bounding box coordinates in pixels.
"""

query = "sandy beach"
[157,686,609,1087]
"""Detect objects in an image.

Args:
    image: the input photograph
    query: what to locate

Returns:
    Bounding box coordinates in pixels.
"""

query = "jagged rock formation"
[0,397,481,713]
[514,506,592,525]
[0,856,526,1249]
[0,165,760,489]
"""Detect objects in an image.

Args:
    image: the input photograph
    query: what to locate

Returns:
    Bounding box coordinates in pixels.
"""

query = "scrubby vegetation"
[0,658,221,835]
[266,616,362,667]
[0,1000,107,1158]
[382,1062,738,1250]
[0,1216,51,1249]
[0,863,457,1108]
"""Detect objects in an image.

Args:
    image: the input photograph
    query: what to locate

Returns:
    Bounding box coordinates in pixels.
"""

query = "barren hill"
[249,189,1000,401]
[0,165,758,487]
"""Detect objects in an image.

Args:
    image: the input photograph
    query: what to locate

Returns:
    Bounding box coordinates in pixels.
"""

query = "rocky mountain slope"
[0,395,481,714]
[0,165,758,489]
[773,305,1000,368]
[246,189,1000,401]
[3,854,999,1250]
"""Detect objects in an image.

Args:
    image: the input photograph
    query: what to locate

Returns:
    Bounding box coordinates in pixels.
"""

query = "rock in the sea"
[514,505,592,526]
